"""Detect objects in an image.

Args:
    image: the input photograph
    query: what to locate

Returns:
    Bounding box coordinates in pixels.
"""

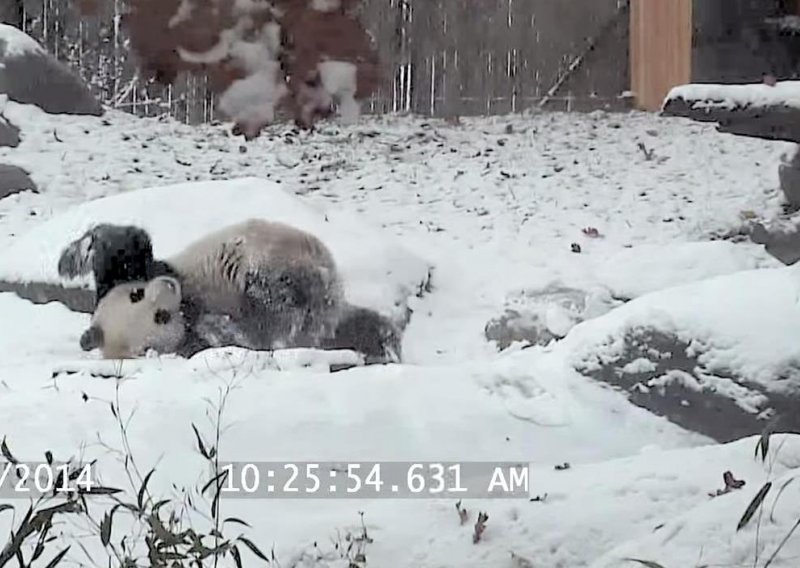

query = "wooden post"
[630,0,693,111]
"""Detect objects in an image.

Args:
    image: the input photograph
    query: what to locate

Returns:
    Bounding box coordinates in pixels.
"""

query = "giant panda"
[57,218,402,364]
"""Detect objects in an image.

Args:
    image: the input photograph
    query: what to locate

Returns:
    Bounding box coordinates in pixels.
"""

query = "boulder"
[662,81,800,143]
[750,221,800,265]
[565,266,800,442]
[485,285,621,350]
[0,24,103,116]
[0,114,19,147]
[0,163,36,199]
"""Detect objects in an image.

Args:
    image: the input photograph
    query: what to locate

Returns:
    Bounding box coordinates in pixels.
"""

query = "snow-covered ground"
[1,100,800,567]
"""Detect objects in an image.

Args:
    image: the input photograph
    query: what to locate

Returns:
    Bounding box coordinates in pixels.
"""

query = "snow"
[665,81,800,111]
[217,63,289,134]
[312,0,343,11]
[319,60,360,124]
[1,98,800,566]
[0,24,45,60]
[168,0,194,29]
[592,240,781,299]
[765,15,800,33]
[174,15,287,135]
[593,435,800,568]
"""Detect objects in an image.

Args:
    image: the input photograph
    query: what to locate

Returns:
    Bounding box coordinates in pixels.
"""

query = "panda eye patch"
[129,288,145,303]
[154,309,172,325]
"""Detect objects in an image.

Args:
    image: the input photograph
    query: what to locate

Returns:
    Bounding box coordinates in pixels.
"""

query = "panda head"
[80,276,186,359]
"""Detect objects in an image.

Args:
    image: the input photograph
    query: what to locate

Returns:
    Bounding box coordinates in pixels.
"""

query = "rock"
[0,163,36,199]
[0,24,103,116]
[485,309,559,350]
[577,327,800,443]
[780,146,800,209]
[750,221,800,265]
[0,280,93,313]
[0,114,19,147]
[662,86,800,144]
[485,285,621,350]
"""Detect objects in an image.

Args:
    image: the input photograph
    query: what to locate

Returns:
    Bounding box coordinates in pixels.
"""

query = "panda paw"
[328,306,402,365]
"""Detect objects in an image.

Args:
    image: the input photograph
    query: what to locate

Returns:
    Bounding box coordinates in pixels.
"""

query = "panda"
[57,218,402,364]
[79,275,186,359]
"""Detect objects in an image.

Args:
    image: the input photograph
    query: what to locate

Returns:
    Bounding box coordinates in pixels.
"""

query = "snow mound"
[0,24,45,59]
[665,81,800,111]
[0,177,432,321]
[564,265,800,390]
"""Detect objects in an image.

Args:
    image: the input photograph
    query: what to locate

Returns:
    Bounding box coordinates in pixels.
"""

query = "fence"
[10,0,631,123]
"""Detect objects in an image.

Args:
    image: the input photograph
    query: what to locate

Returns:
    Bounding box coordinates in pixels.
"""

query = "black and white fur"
[58,219,402,363]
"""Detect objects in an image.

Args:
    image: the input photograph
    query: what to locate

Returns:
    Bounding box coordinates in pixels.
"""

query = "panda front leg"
[240,270,308,350]
[57,223,162,304]
[326,305,403,365]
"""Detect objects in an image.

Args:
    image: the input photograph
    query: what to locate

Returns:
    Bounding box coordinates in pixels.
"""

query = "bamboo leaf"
[237,537,270,563]
[138,468,156,511]
[624,560,667,568]
[738,482,772,531]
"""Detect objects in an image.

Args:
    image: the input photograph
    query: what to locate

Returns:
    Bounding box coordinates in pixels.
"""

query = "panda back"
[167,219,344,314]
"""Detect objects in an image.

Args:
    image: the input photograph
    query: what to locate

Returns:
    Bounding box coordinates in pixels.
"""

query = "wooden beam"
[630,0,693,111]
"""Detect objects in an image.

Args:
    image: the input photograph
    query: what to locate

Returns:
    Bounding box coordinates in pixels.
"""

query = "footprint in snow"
[493,377,571,427]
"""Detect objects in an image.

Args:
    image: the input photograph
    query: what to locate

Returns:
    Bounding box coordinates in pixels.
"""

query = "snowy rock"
[562,266,800,442]
[663,81,800,143]
[485,309,557,349]
[780,145,800,208]
[665,81,800,113]
[750,221,800,265]
[485,285,621,350]
[0,177,432,324]
[0,163,36,199]
[0,24,103,116]
[0,113,19,147]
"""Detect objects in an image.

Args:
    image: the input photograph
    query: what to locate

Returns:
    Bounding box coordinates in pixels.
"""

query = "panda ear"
[153,276,181,297]
[80,325,104,351]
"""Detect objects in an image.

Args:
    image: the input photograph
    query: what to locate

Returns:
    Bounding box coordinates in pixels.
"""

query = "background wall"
[2,0,632,123]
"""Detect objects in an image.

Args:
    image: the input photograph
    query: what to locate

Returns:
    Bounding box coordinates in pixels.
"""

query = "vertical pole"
[630,0,692,111]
